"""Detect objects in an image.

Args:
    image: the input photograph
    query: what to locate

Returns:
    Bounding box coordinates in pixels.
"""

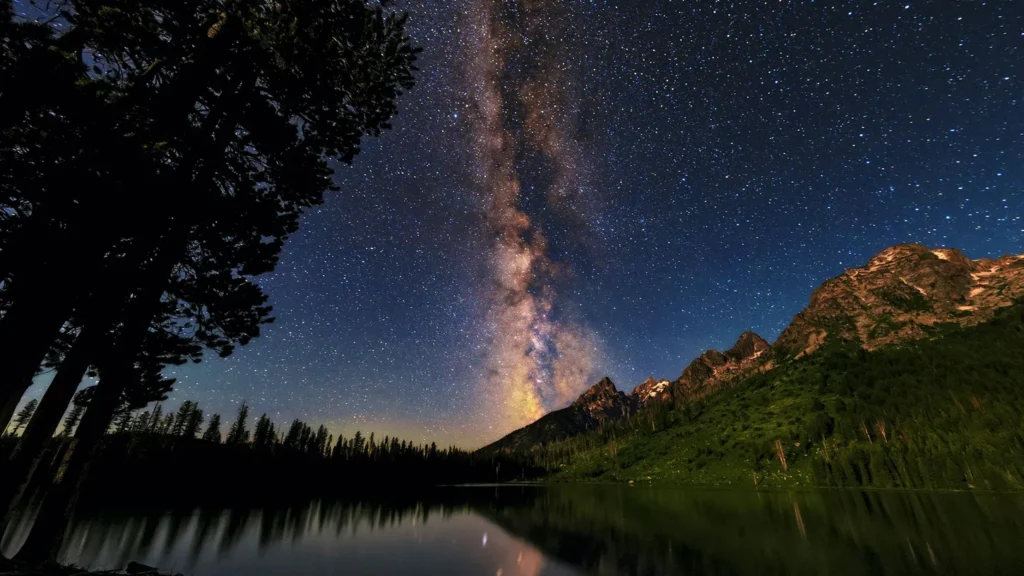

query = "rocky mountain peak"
[631,376,672,407]
[675,330,773,400]
[572,377,631,422]
[574,376,617,401]
[930,247,974,269]
[775,243,1024,357]
[725,331,770,361]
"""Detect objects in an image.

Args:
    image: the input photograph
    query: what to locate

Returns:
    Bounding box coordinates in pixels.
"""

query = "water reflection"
[10,486,1024,575]
[477,487,1024,575]
[43,493,576,576]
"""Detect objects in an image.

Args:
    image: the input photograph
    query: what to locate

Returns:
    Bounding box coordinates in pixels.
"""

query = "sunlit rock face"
[775,243,1024,357]
[673,330,772,400]
[571,377,632,423]
[632,377,672,408]
[628,331,772,410]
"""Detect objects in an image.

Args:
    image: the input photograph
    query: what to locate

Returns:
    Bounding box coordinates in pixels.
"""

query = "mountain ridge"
[480,243,1024,454]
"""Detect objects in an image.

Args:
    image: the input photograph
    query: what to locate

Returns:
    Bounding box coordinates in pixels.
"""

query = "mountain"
[480,377,632,454]
[675,330,771,399]
[549,300,1024,489]
[631,331,770,409]
[481,243,1024,456]
[572,376,632,422]
[632,376,672,408]
[776,243,1024,357]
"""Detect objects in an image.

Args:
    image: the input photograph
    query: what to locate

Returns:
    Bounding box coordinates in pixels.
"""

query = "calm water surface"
[5,485,1024,575]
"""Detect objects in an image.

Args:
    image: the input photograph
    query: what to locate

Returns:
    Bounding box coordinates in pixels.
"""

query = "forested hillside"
[530,302,1024,490]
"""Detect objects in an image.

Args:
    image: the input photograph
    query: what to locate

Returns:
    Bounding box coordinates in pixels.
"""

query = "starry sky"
[135,0,1023,448]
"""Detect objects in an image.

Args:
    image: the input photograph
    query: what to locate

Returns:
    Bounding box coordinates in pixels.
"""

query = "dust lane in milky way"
[464,0,603,434]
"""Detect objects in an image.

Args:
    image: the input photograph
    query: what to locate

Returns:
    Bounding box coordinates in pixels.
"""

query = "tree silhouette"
[132,411,152,434]
[0,0,129,426]
[3,0,418,562]
[4,236,272,479]
[59,392,88,438]
[8,398,38,436]
[253,414,275,450]
[148,404,164,435]
[172,401,197,437]
[113,410,133,434]
[226,403,251,445]
[0,0,417,428]
[283,419,306,451]
[203,414,223,444]
[181,402,205,439]
[158,413,175,436]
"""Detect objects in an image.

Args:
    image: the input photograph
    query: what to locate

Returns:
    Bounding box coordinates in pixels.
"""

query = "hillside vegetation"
[531,302,1024,490]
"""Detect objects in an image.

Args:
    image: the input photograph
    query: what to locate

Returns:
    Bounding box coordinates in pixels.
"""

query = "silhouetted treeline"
[2,401,539,508]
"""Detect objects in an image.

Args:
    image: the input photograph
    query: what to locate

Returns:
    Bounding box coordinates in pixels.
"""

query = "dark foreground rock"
[0,560,178,576]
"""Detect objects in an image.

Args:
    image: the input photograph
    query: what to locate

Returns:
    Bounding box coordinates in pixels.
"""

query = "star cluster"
[161,0,1021,447]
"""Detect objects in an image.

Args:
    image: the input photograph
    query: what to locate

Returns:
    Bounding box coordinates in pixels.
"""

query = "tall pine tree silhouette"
[4,0,417,563]
[226,403,251,446]
[203,414,223,444]
[8,398,37,436]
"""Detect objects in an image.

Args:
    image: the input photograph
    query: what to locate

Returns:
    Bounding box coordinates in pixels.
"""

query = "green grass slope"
[536,302,1024,489]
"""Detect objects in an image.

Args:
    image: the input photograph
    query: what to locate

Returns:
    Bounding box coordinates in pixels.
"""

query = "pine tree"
[0,0,418,431]
[353,431,365,456]
[332,433,345,460]
[226,402,250,445]
[148,404,163,434]
[253,414,275,449]
[202,414,222,444]
[9,399,38,435]
[113,411,133,434]
[159,413,175,436]
[284,419,304,450]
[182,404,204,439]
[5,1,418,561]
[171,401,196,436]
[132,411,152,434]
[313,425,329,457]
[60,403,84,438]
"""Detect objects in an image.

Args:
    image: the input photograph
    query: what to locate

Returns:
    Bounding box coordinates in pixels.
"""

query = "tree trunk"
[0,0,241,428]
[10,352,140,562]
[11,227,187,563]
[0,271,79,429]
[0,327,94,532]
[8,25,239,560]
[0,212,93,409]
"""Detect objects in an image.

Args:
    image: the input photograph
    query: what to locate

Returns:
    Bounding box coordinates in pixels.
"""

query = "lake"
[4,485,1024,575]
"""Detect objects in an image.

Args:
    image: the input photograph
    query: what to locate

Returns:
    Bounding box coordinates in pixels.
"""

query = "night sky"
[42,0,1021,448]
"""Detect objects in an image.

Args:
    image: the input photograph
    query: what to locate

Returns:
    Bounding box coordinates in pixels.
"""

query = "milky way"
[22,0,1015,448]
[464,0,602,431]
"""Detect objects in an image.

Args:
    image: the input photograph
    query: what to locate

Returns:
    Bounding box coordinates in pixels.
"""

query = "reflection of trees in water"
[474,487,1024,576]
[188,506,219,566]
[64,494,468,569]
[61,487,1024,576]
